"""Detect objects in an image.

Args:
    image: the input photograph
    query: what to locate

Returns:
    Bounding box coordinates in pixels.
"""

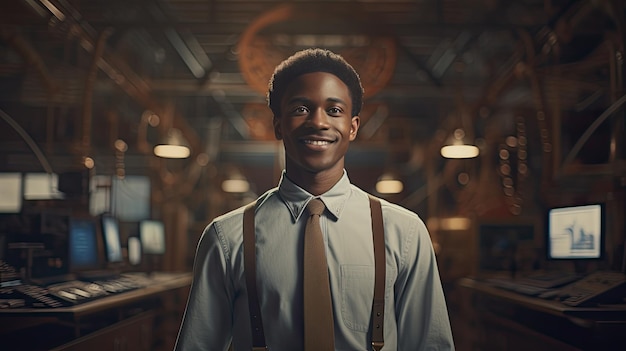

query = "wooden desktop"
[0,272,191,351]
[457,277,626,350]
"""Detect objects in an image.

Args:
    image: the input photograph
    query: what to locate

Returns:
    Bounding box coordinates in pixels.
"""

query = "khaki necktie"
[303,198,335,350]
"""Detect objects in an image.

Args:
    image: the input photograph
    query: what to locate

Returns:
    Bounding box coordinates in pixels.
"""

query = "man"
[175,48,454,350]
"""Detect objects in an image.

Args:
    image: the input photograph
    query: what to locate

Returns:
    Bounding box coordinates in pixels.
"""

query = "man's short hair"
[267,48,364,117]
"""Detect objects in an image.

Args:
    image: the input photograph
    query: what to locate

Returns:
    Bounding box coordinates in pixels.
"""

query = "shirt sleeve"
[394,218,455,350]
[174,222,234,351]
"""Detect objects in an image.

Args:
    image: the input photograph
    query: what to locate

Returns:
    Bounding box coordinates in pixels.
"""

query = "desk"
[457,277,626,351]
[0,272,192,351]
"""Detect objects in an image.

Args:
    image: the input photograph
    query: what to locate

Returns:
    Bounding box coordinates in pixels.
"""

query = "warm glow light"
[427,217,471,231]
[222,179,250,193]
[153,128,191,159]
[83,156,95,169]
[440,144,479,159]
[376,179,404,194]
[154,144,191,159]
[441,217,471,230]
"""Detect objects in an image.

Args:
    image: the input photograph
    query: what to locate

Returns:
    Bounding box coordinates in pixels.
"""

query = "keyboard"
[0,284,66,308]
[89,275,145,294]
[486,271,626,306]
[556,271,626,306]
[0,260,21,287]
[485,277,550,296]
[0,276,148,308]
[47,280,110,304]
[517,271,583,289]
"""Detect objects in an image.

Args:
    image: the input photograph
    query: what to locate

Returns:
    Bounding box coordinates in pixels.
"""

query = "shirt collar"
[277,170,352,222]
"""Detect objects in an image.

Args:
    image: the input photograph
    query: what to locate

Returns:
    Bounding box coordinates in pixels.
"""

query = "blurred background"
[0,0,624,350]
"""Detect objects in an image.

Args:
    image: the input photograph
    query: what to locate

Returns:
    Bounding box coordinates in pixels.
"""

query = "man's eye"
[291,106,309,115]
[328,107,343,115]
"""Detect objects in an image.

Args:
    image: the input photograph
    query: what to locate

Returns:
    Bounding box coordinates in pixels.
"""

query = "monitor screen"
[68,218,101,271]
[0,173,22,213]
[547,204,604,260]
[101,215,123,263]
[139,220,166,255]
[477,220,537,273]
[112,175,151,221]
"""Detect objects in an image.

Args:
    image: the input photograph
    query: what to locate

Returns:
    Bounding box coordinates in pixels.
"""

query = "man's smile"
[302,139,334,146]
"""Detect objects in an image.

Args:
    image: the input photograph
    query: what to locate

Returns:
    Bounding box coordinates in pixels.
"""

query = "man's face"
[274,72,360,178]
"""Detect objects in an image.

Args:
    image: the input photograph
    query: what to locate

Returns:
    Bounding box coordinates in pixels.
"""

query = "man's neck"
[284,168,344,196]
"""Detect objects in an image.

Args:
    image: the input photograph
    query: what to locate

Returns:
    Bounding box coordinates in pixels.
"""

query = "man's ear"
[349,115,360,141]
[273,116,282,140]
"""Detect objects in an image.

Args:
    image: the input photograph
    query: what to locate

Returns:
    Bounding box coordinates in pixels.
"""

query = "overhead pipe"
[47,0,202,157]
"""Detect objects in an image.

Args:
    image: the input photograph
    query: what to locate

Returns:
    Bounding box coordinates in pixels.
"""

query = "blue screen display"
[69,219,100,270]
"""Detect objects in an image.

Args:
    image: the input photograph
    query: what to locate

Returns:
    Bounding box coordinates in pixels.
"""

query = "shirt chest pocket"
[340,264,375,332]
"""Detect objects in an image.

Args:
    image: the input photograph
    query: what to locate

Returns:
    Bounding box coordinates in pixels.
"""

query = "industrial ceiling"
[0,0,623,220]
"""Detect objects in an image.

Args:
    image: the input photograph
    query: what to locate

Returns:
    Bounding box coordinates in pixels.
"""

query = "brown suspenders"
[243,200,267,351]
[243,195,386,351]
[369,195,385,351]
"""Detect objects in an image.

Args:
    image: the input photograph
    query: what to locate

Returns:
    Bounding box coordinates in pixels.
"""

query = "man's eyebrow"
[285,96,310,105]
[326,97,347,105]
[284,97,348,106]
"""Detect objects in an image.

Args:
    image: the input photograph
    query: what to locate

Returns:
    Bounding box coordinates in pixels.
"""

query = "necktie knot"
[307,198,325,217]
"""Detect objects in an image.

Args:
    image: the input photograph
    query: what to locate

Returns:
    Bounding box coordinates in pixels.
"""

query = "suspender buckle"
[372,341,384,351]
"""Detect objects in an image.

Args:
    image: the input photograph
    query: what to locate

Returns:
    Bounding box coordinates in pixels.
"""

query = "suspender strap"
[368,195,385,351]
[243,201,268,351]
[243,196,385,351]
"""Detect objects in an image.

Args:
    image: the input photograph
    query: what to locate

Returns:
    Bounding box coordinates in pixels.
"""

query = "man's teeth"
[304,140,331,145]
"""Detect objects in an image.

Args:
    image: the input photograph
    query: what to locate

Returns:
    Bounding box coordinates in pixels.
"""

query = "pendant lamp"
[440,128,479,159]
[153,128,191,159]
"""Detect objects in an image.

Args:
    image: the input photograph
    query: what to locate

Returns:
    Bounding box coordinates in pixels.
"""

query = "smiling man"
[175,48,455,351]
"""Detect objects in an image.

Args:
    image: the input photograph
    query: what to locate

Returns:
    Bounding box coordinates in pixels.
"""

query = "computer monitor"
[476,218,538,276]
[68,217,101,272]
[547,203,604,260]
[139,219,166,255]
[101,214,123,264]
[112,175,151,221]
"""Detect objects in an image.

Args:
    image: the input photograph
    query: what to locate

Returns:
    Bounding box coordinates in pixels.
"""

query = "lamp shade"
[221,179,250,193]
[375,173,404,194]
[440,128,479,159]
[221,169,250,193]
[153,128,191,159]
[440,144,479,158]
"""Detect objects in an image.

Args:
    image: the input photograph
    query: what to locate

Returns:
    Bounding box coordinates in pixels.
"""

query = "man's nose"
[308,108,330,128]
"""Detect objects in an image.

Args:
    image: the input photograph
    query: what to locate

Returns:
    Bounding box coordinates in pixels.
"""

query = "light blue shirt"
[175,171,454,350]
